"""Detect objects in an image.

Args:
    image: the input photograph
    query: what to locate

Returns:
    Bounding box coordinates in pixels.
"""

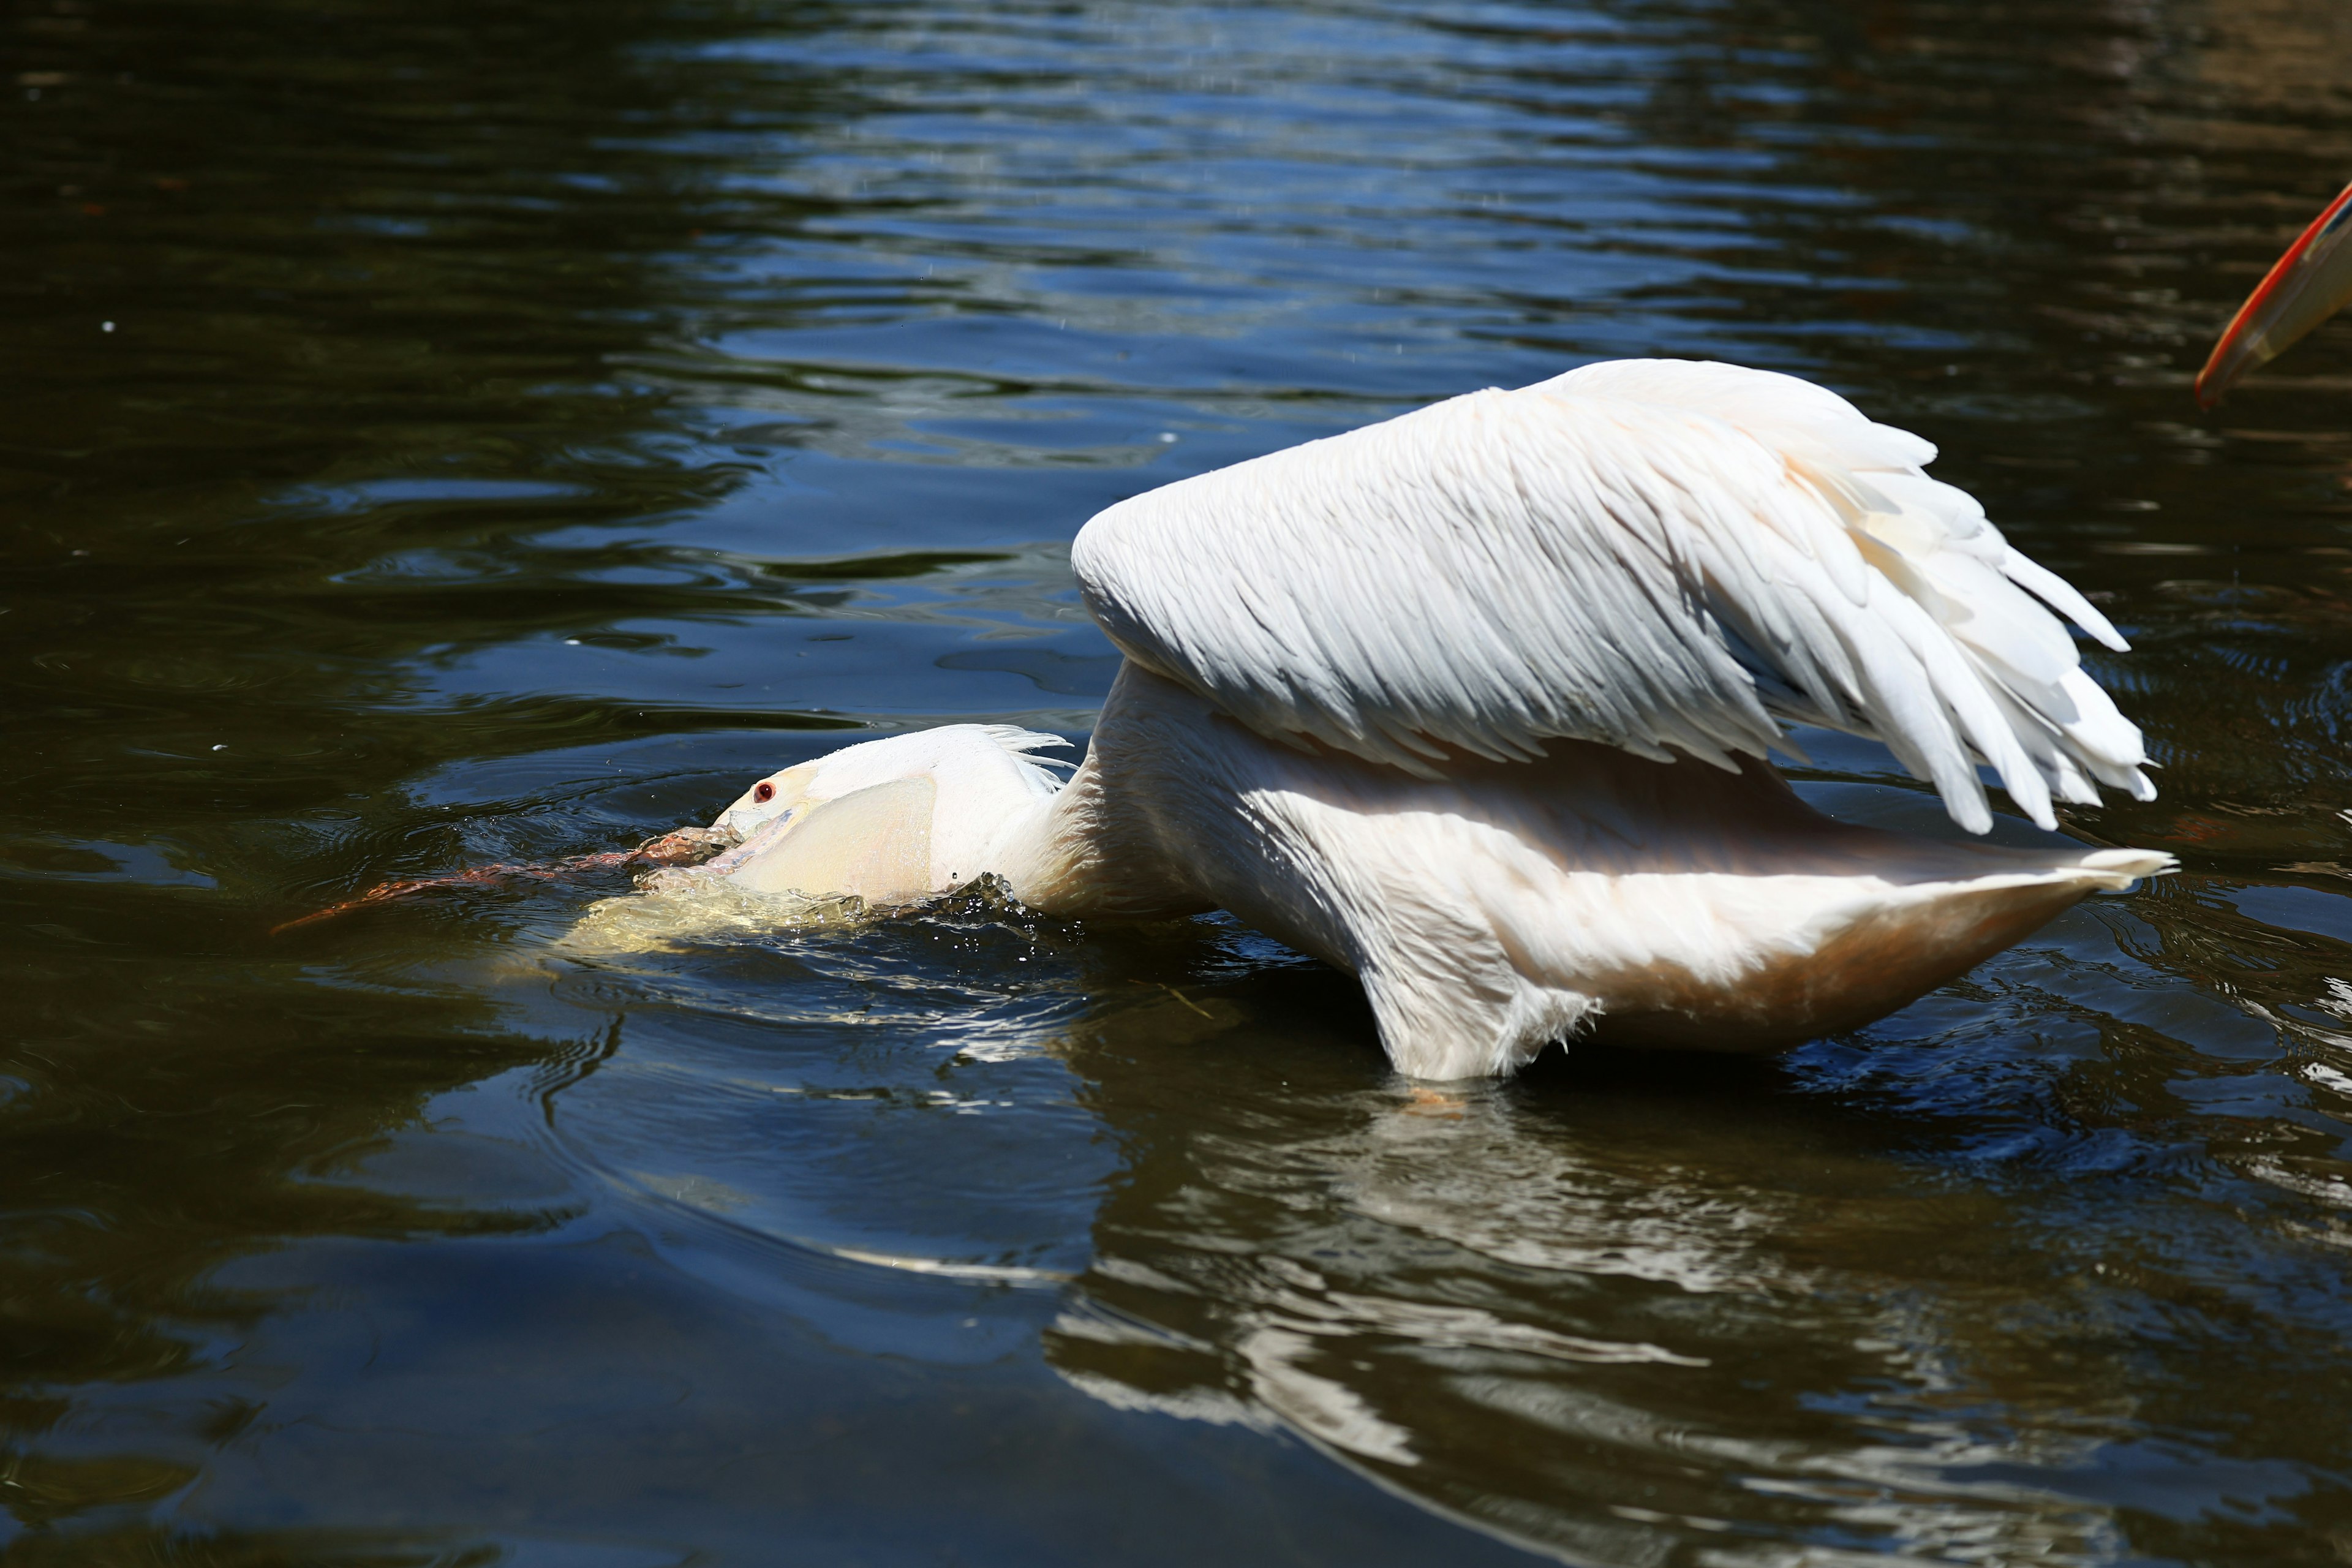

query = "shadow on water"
[4,0,2352,1561]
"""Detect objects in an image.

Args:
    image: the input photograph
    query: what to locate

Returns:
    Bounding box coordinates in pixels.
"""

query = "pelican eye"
[752,781,776,804]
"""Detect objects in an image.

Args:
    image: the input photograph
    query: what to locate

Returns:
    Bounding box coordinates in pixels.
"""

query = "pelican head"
[715,762,813,840]
[704,726,1073,906]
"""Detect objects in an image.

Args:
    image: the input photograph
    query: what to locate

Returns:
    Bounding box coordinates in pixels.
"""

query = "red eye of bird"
[752,781,775,804]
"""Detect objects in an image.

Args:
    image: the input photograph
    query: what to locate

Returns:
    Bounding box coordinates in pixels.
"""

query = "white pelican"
[671,359,2170,1079]
[2198,179,2352,407]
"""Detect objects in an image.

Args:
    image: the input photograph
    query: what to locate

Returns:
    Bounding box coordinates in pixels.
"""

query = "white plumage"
[622,360,2173,1079]
[1076,359,2150,832]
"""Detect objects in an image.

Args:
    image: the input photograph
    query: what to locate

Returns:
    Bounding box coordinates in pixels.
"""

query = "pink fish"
[272,825,736,933]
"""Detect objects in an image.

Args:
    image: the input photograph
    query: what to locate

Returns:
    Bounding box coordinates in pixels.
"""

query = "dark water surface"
[8,0,2352,1561]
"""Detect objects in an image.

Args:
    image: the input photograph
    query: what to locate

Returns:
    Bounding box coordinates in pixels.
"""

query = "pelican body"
[673,360,2170,1079]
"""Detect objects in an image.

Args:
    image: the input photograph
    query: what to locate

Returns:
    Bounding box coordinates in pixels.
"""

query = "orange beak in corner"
[2196,180,2352,409]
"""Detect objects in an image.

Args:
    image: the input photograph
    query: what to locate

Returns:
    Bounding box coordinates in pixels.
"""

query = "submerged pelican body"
[643,360,2171,1079]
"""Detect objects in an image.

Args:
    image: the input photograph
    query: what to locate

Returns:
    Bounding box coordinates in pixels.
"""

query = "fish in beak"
[2196,180,2352,409]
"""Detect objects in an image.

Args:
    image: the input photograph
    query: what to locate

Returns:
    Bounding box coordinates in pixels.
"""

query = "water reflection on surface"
[6,0,2352,1561]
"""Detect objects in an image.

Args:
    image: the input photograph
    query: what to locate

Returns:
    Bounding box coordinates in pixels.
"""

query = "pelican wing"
[1070,358,2152,833]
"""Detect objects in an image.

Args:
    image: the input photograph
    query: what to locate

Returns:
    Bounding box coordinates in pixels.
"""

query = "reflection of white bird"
[695,360,2171,1079]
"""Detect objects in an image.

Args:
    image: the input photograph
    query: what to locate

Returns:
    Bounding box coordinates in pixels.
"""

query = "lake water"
[7,0,2352,1561]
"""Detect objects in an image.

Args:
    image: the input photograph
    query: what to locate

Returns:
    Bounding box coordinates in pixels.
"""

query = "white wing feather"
[1071,358,2152,834]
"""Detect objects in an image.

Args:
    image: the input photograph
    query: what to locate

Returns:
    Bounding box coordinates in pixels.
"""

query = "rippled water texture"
[9,0,2352,1561]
